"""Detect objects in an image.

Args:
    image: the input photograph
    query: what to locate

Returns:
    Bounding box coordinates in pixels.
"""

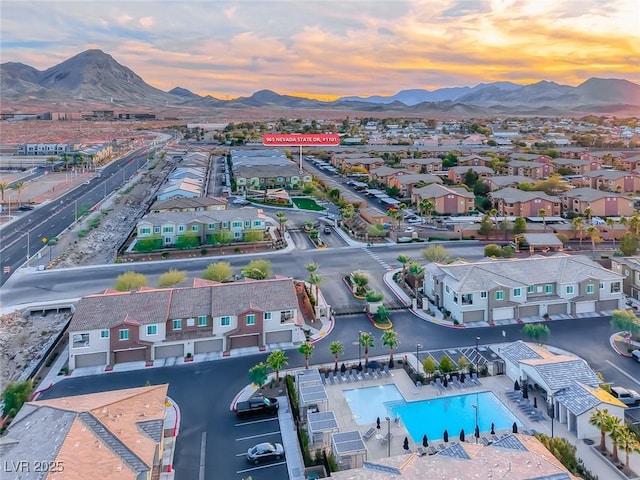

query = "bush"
[535,434,598,479]
[77,229,88,238]
[161,252,169,259]
[114,271,148,291]
[200,248,208,256]
[158,269,187,287]
[2,380,33,417]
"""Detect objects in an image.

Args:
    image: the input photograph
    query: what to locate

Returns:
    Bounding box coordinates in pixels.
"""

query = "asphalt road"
[0,148,151,286]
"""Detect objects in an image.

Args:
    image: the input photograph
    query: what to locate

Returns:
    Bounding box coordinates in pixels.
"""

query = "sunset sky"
[2,0,639,100]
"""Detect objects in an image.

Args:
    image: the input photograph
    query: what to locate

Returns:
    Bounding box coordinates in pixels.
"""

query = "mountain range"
[2,49,639,115]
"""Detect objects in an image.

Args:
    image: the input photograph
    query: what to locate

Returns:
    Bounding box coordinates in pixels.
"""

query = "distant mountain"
[1,49,639,115]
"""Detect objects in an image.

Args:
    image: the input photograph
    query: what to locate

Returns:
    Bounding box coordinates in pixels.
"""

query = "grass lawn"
[293,197,325,211]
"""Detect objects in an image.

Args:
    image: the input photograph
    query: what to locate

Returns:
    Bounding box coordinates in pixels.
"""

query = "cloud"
[1,0,637,98]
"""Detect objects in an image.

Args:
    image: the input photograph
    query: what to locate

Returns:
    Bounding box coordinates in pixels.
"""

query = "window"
[264,312,272,320]
[245,221,251,227]
[73,333,90,348]
[147,325,158,335]
[495,290,504,300]
[186,317,195,327]
[119,329,129,341]
[191,225,199,231]
[513,288,522,297]
[611,282,621,293]
[586,284,594,294]
[599,282,604,289]
[232,221,243,228]
[445,285,450,293]
[566,285,574,294]
[153,226,161,234]
[221,316,230,327]
[173,319,182,330]
[140,227,151,235]
[178,225,185,232]
[100,329,109,339]
[544,284,553,294]
[480,292,487,298]
[246,314,256,325]
[208,223,216,229]
[527,285,535,293]
[198,315,207,327]
[163,226,174,233]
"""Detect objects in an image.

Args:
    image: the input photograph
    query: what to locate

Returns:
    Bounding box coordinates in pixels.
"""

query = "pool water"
[343,386,520,443]
[344,384,404,425]
[389,391,521,443]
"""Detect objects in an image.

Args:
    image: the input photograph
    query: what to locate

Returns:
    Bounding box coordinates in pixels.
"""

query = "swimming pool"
[344,384,404,425]
[389,391,521,443]
[343,386,520,442]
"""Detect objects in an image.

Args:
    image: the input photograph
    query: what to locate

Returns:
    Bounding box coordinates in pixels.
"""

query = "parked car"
[18,205,34,211]
[631,349,640,363]
[323,226,331,234]
[610,386,640,406]
[404,226,415,233]
[234,396,279,417]
[247,442,285,464]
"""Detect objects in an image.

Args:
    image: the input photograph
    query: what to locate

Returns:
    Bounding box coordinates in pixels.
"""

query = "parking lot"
[232,414,287,479]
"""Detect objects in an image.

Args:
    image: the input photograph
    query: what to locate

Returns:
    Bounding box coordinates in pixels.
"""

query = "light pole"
[358,331,363,371]
[385,416,391,457]
[416,344,422,378]
[549,396,554,438]
[475,336,480,377]
[472,404,478,444]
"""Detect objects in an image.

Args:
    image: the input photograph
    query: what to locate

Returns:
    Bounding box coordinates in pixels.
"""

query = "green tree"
[203,261,233,282]
[418,199,434,224]
[523,323,551,342]
[422,245,450,263]
[134,235,163,252]
[589,408,612,452]
[248,362,268,390]
[617,426,640,472]
[340,203,356,226]
[375,305,390,324]
[484,244,504,258]
[538,208,548,232]
[243,230,264,243]
[241,259,272,279]
[478,214,494,239]
[607,416,624,463]
[266,350,288,386]
[11,181,26,205]
[571,217,585,247]
[422,357,436,379]
[114,271,148,291]
[351,271,370,296]
[308,272,323,304]
[329,340,344,372]
[0,181,9,204]
[610,309,640,337]
[158,269,187,287]
[174,231,200,249]
[619,232,638,256]
[2,380,33,417]
[381,330,400,363]
[439,356,456,373]
[359,332,375,366]
[586,225,602,258]
[208,230,234,245]
[365,290,384,303]
[408,262,425,299]
[298,341,314,369]
[275,211,288,234]
[367,223,387,237]
[396,254,412,281]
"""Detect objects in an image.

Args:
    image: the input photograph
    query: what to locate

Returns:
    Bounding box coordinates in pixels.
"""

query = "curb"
[609,332,633,358]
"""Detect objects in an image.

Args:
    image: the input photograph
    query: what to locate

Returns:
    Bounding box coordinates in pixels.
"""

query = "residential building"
[620,154,640,172]
[2,384,169,479]
[68,278,303,369]
[552,158,600,174]
[509,153,554,164]
[456,155,492,167]
[369,166,413,185]
[424,254,624,324]
[233,164,312,191]
[18,143,69,156]
[150,197,228,213]
[388,173,442,197]
[411,184,475,215]
[584,170,640,193]
[398,157,442,173]
[507,160,555,179]
[447,165,494,184]
[560,188,635,217]
[489,188,561,217]
[610,256,640,301]
[483,175,532,191]
[336,156,385,173]
[156,178,203,200]
[136,207,267,246]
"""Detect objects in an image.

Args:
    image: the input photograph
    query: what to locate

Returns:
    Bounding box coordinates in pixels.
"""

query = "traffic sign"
[42,237,48,244]
[3,266,10,274]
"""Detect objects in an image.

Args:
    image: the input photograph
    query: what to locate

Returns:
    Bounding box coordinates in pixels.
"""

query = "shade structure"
[533,397,538,409]
[490,423,495,435]
[422,435,428,448]
[443,430,449,442]
[512,422,518,434]
[514,380,520,391]
[474,425,480,439]
[403,436,409,451]
[376,417,381,430]
[459,429,465,442]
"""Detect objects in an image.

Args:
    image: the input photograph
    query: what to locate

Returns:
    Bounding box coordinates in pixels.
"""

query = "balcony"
[165,328,215,342]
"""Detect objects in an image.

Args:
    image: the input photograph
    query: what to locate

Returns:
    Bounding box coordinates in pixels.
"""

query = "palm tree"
[359,332,375,366]
[396,254,412,282]
[266,349,288,386]
[11,181,26,206]
[0,181,9,204]
[308,273,323,304]
[381,330,400,364]
[589,408,611,452]
[586,225,601,259]
[329,341,343,372]
[489,208,500,237]
[583,207,593,226]
[608,416,624,463]
[606,217,616,246]
[572,217,585,247]
[298,341,314,369]
[351,270,370,297]
[617,426,640,472]
[538,208,548,232]
[275,211,288,234]
[341,203,355,227]
[419,199,434,224]
[408,262,425,300]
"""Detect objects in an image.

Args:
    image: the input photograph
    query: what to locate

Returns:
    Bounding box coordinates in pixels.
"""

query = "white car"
[407,218,421,224]
[404,227,415,233]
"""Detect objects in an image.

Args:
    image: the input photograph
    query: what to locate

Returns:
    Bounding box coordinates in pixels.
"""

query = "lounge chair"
[428,446,438,455]
[376,367,383,378]
[491,435,499,442]
[384,364,391,377]
[481,437,491,446]
[360,370,367,381]
[321,373,326,385]
[472,373,482,385]
[416,447,426,457]
[351,371,359,382]
[530,411,544,421]
[437,443,446,451]
[522,429,532,436]
[336,372,343,383]
[528,429,538,435]
[380,432,393,443]
[342,371,350,383]
[328,373,335,385]
[363,427,376,440]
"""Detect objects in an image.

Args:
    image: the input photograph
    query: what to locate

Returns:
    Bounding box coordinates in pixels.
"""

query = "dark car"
[323,226,331,234]
[18,205,34,211]
[247,442,285,464]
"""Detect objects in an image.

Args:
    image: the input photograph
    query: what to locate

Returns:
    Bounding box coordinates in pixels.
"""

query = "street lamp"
[475,336,480,377]
[549,396,555,438]
[358,331,363,371]
[385,416,391,457]
[416,344,422,378]
[472,404,478,444]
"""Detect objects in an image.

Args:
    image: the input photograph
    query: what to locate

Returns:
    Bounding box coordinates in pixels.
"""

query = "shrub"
[2,380,33,417]
[114,271,148,291]
[158,269,187,287]
[77,229,88,238]
[203,261,233,282]
[161,252,169,259]
[200,248,208,256]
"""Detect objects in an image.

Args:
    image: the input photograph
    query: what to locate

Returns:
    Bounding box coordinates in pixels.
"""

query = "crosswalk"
[363,247,392,270]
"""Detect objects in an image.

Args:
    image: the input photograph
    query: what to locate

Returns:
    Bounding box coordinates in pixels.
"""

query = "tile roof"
[490,187,560,204]
[498,341,546,367]
[413,183,475,199]
[584,170,632,180]
[138,207,265,226]
[493,434,528,451]
[521,357,600,391]
[210,278,299,316]
[561,187,626,202]
[554,382,606,416]
[438,442,471,459]
[394,173,442,185]
[487,175,533,187]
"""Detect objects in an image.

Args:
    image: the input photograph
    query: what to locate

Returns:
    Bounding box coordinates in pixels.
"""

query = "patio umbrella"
[341,363,346,373]
[475,425,480,439]
[357,362,363,372]
[514,380,520,391]
[377,417,381,430]
[459,429,466,442]
[460,372,466,383]
[443,430,449,443]
[403,437,410,452]
[368,360,381,370]
[522,388,529,399]
[533,397,538,409]
[490,423,495,435]
[422,434,429,448]
[512,422,518,434]
[443,377,448,388]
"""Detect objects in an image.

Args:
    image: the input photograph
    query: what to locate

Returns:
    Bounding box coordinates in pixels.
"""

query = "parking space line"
[235,417,278,427]
[237,461,287,474]
[236,431,281,441]
[199,431,206,480]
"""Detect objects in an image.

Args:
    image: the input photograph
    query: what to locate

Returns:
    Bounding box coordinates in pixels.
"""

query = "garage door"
[463,310,484,322]
[194,339,223,354]
[265,330,292,344]
[518,305,539,317]
[114,348,146,364]
[547,303,567,315]
[596,299,619,311]
[155,344,184,359]
[75,352,108,368]
[230,335,259,350]
[574,301,596,314]
[492,307,515,321]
